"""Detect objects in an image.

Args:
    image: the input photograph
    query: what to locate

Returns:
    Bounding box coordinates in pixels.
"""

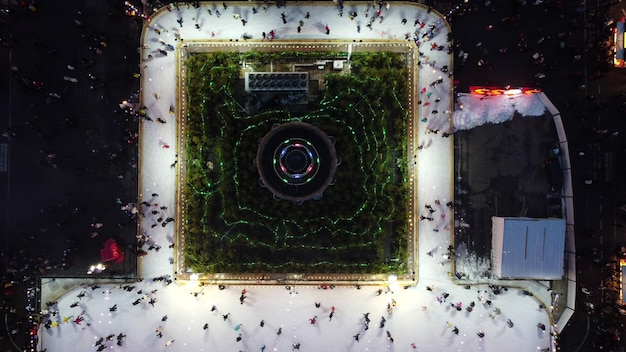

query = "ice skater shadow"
[314,22,328,35]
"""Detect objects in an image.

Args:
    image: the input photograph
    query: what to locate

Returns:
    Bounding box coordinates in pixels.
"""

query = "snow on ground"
[40,3,553,351]
[453,93,547,131]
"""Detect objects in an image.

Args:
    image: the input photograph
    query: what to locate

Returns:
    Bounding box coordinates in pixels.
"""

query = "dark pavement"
[450,0,626,351]
[0,0,142,350]
[0,0,624,351]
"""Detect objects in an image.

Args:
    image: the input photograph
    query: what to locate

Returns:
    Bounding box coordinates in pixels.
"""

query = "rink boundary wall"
[538,92,576,334]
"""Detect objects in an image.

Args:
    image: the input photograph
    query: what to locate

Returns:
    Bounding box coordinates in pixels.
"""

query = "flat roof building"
[491,217,566,280]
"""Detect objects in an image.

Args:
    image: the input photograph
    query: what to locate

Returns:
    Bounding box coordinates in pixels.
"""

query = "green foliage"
[183,51,410,274]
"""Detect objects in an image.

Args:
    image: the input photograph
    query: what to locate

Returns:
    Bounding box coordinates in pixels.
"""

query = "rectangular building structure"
[491,217,566,280]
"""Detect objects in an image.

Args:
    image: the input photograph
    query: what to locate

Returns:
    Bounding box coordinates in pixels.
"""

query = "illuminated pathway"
[39,2,554,351]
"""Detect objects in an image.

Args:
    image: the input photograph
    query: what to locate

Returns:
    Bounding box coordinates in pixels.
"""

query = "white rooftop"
[492,217,566,280]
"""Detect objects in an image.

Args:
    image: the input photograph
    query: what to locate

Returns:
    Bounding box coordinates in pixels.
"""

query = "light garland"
[183,51,411,273]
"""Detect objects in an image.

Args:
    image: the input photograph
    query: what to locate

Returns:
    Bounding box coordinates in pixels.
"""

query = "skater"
[386,330,394,343]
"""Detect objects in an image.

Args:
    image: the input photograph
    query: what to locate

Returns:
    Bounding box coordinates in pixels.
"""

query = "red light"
[469,86,541,96]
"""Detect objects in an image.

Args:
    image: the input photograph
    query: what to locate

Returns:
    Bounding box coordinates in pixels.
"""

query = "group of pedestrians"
[0,0,573,350]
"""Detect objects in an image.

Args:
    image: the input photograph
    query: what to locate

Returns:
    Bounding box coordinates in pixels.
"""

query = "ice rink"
[39,2,554,351]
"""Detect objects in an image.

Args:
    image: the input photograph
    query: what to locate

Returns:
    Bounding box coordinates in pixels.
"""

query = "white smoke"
[453,93,546,131]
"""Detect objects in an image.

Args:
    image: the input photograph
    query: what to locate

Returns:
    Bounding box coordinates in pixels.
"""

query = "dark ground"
[0,0,625,351]
[448,0,626,351]
[0,0,141,350]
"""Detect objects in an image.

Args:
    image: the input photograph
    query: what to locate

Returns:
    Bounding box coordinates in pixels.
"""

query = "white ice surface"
[40,3,553,352]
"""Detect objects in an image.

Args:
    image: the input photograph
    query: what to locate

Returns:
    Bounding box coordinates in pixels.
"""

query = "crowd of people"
[2,0,621,350]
